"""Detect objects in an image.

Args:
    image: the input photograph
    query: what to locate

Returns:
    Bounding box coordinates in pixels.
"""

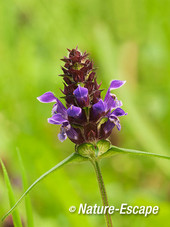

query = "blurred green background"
[0,0,170,226]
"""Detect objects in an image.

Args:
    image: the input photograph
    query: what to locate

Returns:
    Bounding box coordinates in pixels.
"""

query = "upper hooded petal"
[104,94,122,112]
[37,92,67,118]
[37,92,57,103]
[92,100,107,114]
[104,80,125,111]
[67,105,82,118]
[90,99,107,121]
[52,99,67,118]
[73,85,88,100]
[109,80,126,90]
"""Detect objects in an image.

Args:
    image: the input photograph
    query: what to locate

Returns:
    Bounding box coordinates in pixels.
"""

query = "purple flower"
[37,48,127,144]
[67,105,82,118]
[48,113,67,125]
[103,107,127,133]
[91,100,107,120]
[104,80,126,111]
[38,92,84,143]
[73,85,89,107]
[37,92,67,118]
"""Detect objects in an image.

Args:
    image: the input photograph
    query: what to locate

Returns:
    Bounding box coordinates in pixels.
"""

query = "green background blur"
[0,0,170,226]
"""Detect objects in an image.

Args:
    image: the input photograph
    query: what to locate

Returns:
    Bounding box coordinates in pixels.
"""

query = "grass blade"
[17,149,34,227]
[0,160,22,227]
[1,152,88,222]
[99,145,170,160]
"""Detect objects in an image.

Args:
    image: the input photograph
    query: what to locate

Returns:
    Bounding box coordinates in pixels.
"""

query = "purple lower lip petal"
[58,131,67,142]
[48,113,68,125]
[112,108,127,117]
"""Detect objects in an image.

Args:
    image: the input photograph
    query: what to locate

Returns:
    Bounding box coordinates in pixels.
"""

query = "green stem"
[92,160,113,227]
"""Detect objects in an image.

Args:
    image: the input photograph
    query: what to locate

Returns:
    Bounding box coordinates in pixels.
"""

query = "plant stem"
[92,160,113,227]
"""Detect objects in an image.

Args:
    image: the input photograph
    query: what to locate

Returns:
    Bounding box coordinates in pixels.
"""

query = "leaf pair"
[1,143,170,222]
[77,140,170,161]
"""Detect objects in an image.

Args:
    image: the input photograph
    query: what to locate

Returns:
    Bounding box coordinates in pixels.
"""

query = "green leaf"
[17,149,34,227]
[1,152,88,222]
[0,160,22,227]
[99,145,170,160]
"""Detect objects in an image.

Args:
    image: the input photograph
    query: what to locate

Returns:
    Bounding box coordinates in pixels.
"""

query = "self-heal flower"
[4,49,170,227]
[37,47,127,144]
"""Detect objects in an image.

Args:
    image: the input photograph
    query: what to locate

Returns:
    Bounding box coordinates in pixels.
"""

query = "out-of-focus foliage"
[0,0,170,226]
[1,160,22,227]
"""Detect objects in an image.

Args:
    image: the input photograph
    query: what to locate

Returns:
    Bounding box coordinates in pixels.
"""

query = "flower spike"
[37,48,127,144]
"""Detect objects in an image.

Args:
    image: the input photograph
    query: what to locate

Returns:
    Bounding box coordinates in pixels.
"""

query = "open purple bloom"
[106,107,127,131]
[104,80,125,111]
[37,48,127,144]
[38,92,67,118]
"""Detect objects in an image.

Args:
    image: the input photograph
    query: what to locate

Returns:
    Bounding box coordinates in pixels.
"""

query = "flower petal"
[109,115,121,131]
[48,113,68,125]
[73,85,88,100]
[109,80,126,90]
[104,80,125,111]
[58,130,67,142]
[104,93,122,111]
[102,120,115,134]
[73,85,89,107]
[37,92,57,103]
[67,105,82,118]
[66,127,79,141]
[92,99,107,116]
[112,108,127,117]
[52,100,67,118]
